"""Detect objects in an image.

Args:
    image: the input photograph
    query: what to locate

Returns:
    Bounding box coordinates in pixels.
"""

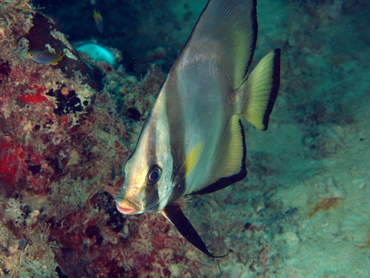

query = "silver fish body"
[116,0,281,257]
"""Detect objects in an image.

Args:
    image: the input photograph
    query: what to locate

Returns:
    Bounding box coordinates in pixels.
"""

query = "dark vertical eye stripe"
[145,182,160,212]
[165,78,187,205]
[167,163,186,205]
[144,113,158,164]
[144,114,159,211]
[165,79,186,182]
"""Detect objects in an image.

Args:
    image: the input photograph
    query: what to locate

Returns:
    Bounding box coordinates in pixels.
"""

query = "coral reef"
[0,2,202,277]
[0,0,34,38]
[32,0,207,75]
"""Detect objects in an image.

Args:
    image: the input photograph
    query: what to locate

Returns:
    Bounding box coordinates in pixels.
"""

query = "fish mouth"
[116,199,140,215]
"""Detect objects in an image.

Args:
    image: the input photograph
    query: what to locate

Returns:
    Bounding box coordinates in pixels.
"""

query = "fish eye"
[147,165,161,185]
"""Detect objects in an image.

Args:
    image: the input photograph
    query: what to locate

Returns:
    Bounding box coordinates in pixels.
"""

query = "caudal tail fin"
[240,48,281,130]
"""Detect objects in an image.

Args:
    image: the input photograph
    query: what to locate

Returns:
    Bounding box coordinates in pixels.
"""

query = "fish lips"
[115,199,141,215]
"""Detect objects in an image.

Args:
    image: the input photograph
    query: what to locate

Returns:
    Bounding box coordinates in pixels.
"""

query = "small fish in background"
[90,0,97,5]
[92,10,103,33]
[75,43,115,66]
[116,0,281,257]
[27,50,66,65]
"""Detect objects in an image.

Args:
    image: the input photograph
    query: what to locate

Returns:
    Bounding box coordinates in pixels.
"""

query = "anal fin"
[161,203,227,258]
[192,114,247,195]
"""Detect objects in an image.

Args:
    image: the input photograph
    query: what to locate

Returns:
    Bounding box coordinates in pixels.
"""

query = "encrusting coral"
[0,1,207,277]
[0,0,34,38]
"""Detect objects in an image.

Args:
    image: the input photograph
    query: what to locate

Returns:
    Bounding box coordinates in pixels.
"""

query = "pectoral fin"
[179,142,205,178]
[161,203,227,258]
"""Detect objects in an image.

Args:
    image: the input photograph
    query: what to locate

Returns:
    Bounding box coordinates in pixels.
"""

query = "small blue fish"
[92,10,103,33]
[27,50,66,65]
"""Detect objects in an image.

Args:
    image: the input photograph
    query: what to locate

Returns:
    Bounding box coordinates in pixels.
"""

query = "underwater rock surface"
[0,0,370,277]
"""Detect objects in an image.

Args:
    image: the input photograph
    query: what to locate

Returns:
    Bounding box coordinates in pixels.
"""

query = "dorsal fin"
[174,0,257,89]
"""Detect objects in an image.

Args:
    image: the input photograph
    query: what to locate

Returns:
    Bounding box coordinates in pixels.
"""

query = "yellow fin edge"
[217,114,245,177]
[240,49,281,130]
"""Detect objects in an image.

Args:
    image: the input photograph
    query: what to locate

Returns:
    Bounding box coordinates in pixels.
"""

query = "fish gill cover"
[0,0,370,277]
